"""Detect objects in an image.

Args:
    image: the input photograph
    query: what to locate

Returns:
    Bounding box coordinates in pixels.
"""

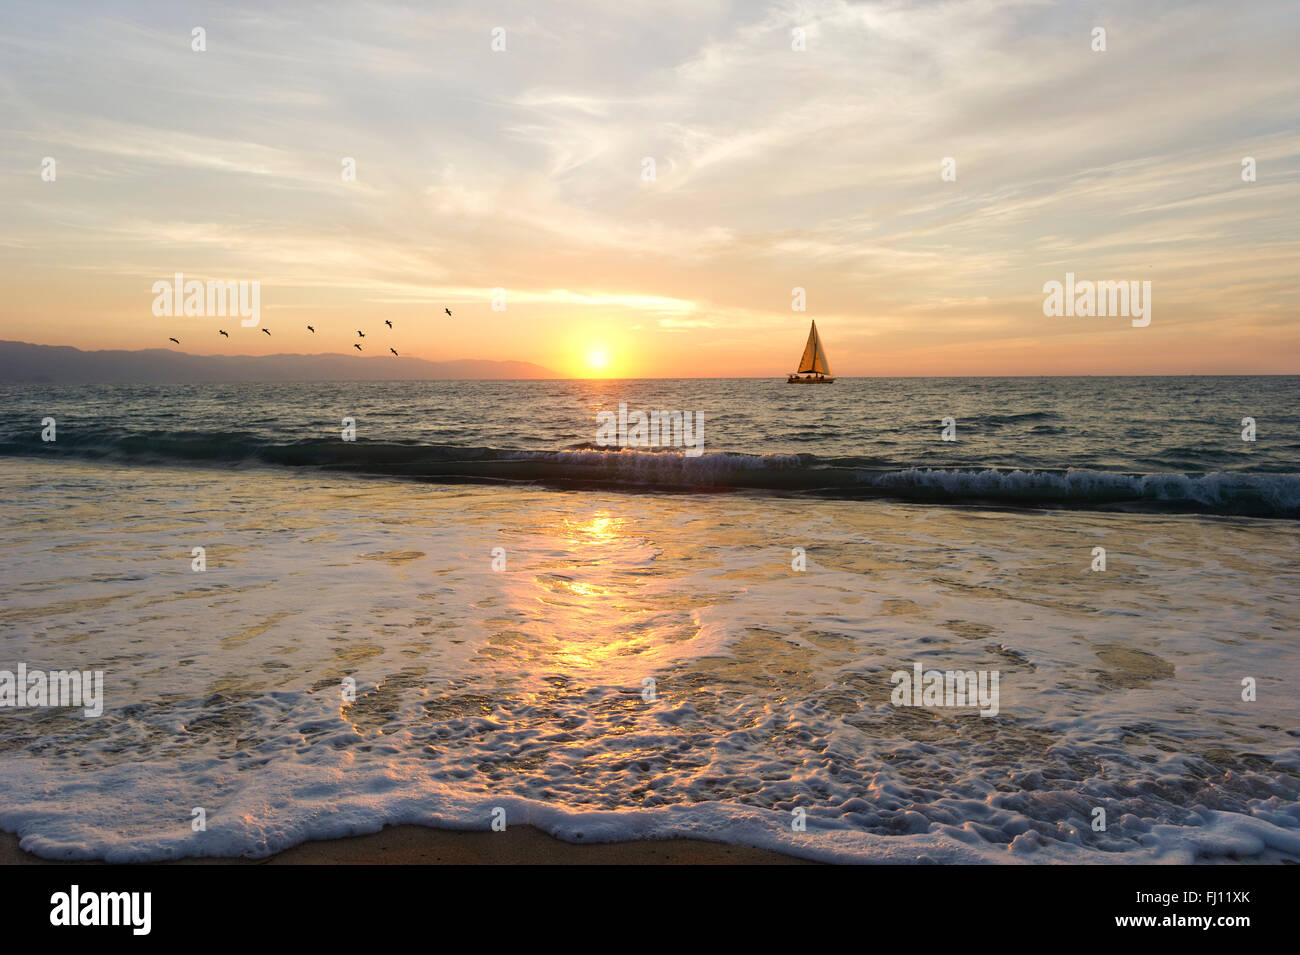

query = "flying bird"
[168,337,180,344]
[218,330,229,338]
[385,320,392,329]
[444,307,452,317]
[354,343,362,351]
[390,348,398,356]
[307,325,315,333]
[262,328,271,335]
[356,330,365,338]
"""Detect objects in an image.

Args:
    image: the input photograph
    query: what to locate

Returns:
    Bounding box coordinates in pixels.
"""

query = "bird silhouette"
[218,330,229,338]
[390,347,398,356]
[168,337,180,344]
[444,307,452,317]
[385,320,392,329]
[262,328,271,335]
[356,330,365,338]
[307,325,315,333]
[354,343,362,351]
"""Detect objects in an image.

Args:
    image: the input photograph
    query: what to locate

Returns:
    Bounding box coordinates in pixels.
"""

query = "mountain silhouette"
[0,341,559,383]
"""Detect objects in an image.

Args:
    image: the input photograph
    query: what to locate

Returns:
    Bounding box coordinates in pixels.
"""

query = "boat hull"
[786,375,835,383]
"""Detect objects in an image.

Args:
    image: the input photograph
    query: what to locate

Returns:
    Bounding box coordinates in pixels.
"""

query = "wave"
[965,411,1063,426]
[4,431,1298,517]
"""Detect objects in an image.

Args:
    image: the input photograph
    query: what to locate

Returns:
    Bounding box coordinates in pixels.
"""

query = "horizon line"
[1,341,1296,380]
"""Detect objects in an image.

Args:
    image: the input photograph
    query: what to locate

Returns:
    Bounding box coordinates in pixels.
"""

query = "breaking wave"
[4,429,1298,517]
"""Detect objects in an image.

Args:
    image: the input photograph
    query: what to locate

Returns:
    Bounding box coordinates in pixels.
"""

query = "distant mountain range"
[0,341,559,383]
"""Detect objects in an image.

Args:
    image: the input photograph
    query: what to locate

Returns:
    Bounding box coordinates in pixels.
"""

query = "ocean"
[2,376,1298,513]
[1,376,1298,862]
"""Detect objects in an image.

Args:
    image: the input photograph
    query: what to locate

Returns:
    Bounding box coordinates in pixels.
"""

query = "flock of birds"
[167,308,455,357]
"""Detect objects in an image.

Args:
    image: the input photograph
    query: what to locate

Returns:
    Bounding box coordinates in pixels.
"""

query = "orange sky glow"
[2,2,1296,377]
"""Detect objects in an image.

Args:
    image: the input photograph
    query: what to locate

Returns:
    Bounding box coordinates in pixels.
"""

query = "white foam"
[1,457,1298,863]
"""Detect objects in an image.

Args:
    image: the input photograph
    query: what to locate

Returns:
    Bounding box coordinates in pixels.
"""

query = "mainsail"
[796,320,832,376]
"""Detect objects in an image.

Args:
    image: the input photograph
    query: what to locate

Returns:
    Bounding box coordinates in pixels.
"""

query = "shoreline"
[0,825,817,865]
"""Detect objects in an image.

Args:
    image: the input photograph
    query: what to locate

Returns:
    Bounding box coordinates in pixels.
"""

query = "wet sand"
[0,825,814,865]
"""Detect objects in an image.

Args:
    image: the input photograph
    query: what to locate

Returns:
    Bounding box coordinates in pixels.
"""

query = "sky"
[0,0,1297,378]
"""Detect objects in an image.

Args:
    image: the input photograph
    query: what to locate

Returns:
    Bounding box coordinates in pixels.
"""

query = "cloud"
[0,0,1296,372]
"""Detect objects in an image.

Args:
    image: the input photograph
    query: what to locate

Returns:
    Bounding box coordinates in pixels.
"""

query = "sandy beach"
[0,825,811,865]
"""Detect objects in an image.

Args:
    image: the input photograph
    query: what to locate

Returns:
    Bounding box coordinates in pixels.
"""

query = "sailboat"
[786,320,835,383]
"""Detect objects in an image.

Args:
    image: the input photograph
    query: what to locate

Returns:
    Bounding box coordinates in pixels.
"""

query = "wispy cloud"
[0,0,1296,374]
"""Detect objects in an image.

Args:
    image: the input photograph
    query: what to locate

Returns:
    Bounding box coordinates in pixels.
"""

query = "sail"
[796,321,832,375]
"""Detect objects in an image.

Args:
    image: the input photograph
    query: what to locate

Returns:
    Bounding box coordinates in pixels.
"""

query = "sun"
[565,329,624,378]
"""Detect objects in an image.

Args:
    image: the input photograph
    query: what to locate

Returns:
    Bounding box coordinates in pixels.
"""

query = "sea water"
[0,377,1297,862]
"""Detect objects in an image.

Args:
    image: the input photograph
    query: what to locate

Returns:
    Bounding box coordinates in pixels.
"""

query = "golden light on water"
[579,515,616,541]
[535,510,643,671]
